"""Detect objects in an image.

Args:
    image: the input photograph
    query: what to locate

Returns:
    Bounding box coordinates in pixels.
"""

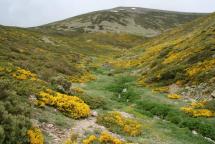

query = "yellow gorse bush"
[82,132,124,144]
[167,94,181,99]
[190,101,207,108]
[152,87,169,93]
[181,101,215,117]
[99,132,124,144]
[108,59,140,69]
[27,127,44,144]
[0,66,5,72]
[70,72,96,83]
[186,59,215,77]
[37,89,90,119]
[97,112,142,136]
[12,67,38,80]
[82,135,97,144]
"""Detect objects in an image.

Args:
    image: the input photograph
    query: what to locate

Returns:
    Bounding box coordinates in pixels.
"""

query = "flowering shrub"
[37,89,90,119]
[70,72,96,83]
[82,132,124,144]
[163,51,189,64]
[12,67,37,80]
[97,112,142,136]
[27,127,44,144]
[186,59,215,77]
[82,135,98,144]
[167,94,181,99]
[181,107,214,117]
[190,101,207,108]
[0,66,4,72]
[153,87,169,93]
[108,60,138,68]
[181,101,215,117]
[99,132,124,144]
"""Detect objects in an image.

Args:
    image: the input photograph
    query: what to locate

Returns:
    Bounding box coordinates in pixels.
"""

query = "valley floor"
[32,66,214,144]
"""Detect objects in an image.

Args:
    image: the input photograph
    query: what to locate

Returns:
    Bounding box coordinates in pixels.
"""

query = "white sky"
[0,0,215,27]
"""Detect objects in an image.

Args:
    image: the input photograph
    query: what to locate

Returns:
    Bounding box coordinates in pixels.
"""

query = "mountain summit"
[39,7,206,37]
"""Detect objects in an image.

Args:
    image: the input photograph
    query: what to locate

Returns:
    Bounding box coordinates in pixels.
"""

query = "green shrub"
[136,100,215,140]
[78,95,109,109]
[204,100,215,111]
[0,123,5,144]
[0,79,31,144]
[106,75,139,102]
[50,75,72,94]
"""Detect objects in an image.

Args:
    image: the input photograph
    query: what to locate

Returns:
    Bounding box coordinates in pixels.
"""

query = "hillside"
[111,12,215,99]
[1,7,215,144]
[38,7,205,37]
[0,24,146,144]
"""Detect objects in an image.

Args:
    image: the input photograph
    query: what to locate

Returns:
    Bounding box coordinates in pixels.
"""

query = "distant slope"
[0,26,144,81]
[38,7,206,37]
[112,13,215,96]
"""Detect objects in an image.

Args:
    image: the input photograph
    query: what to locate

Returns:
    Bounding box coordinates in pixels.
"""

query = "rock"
[29,94,37,100]
[122,88,127,93]
[29,95,37,104]
[211,90,215,97]
[192,130,198,135]
[154,116,160,120]
[118,94,121,99]
[169,84,179,94]
[47,124,54,128]
[204,137,215,144]
[91,111,98,117]
[119,111,133,118]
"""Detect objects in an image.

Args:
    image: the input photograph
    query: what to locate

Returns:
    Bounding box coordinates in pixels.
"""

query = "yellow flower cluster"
[64,139,77,144]
[190,101,207,108]
[99,132,124,144]
[97,112,142,136]
[27,127,44,144]
[108,60,139,69]
[82,135,97,144]
[186,59,215,77]
[163,51,188,64]
[181,101,215,117]
[152,87,169,93]
[38,89,90,119]
[70,72,96,83]
[73,87,84,94]
[0,66,5,72]
[137,77,147,87]
[167,94,181,99]
[12,67,37,80]
[82,132,124,144]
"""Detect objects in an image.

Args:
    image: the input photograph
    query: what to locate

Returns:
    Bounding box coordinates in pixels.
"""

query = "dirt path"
[71,116,124,143]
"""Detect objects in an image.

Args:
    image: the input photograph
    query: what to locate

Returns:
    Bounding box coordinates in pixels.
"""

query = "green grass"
[32,106,74,129]
[80,67,213,144]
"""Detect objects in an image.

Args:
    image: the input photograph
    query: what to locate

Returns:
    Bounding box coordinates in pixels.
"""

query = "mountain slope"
[1,7,215,144]
[112,12,215,97]
[38,7,206,37]
[0,24,147,144]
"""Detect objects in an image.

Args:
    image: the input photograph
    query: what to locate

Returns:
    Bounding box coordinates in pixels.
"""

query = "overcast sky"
[0,0,215,27]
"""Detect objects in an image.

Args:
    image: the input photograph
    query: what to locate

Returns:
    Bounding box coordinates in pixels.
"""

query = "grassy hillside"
[111,13,215,98]
[0,8,215,144]
[0,25,146,80]
[0,25,146,143]
[38,7,205,37]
